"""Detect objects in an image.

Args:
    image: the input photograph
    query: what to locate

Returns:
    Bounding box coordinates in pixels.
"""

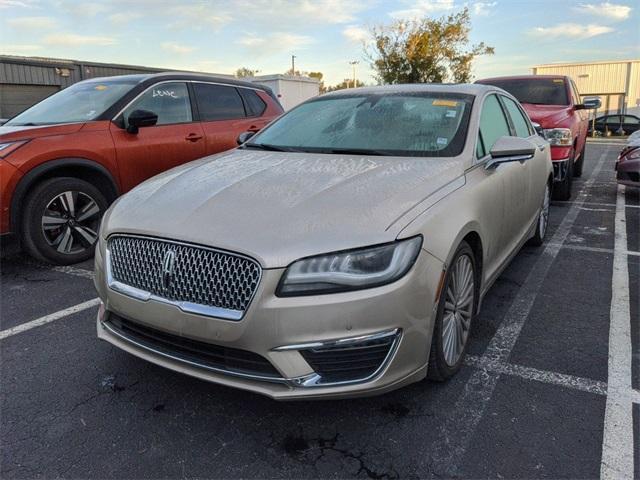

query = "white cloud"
[295,0,365,23]
[389,0,455,19]
[161,42,195,54]
[575,2,632,20]
[343,25,369,43]
[168,4,232,30]
[7,15,56,28]
[108,12,142,25]
[0,0,34,8]
[472,1,497,16]
[530,23,614,39]
[72,2,109,17]
[237,32,313,52]
[44,33,117,46]
[0,43,42,53]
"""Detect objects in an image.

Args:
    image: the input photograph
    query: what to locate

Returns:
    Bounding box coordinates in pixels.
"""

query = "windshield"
[482,78,568,106]
[246,92,473,157]
[6,79,138,126]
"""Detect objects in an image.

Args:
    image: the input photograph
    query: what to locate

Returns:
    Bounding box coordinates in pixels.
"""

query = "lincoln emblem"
[162,250,176,289]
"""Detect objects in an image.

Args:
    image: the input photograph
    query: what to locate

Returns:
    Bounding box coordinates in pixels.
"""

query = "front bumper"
[94,243,443,400]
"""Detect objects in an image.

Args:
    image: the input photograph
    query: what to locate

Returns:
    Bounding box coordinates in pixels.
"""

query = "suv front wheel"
[21,177,107,265]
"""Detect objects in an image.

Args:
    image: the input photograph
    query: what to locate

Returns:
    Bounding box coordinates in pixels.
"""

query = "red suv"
[476,75,600,199]
[0,72,283,264]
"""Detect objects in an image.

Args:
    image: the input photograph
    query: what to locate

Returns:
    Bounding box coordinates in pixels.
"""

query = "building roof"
[532,59,640,68]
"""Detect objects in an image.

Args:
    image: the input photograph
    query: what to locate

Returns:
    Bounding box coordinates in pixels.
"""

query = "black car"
[588,114,640,136]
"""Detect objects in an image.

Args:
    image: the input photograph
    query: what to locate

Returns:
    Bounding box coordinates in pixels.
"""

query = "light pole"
[348,61,359,88]
[291,55,297,75]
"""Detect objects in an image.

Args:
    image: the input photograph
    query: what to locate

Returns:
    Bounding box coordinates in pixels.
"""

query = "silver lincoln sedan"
[94,84,552,399]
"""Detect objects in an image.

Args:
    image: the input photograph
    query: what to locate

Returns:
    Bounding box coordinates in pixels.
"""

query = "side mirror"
[532,122,544,137]
[237,131,256,145]
[486,136,536,169]
[126,109,158,134]
[575,97,601,110]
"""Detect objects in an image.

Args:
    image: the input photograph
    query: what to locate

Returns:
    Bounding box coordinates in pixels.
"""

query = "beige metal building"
[532,59,640,115]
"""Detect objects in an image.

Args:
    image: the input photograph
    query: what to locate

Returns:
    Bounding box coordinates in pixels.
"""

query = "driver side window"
[122,82,192,127]
[478,94,510,159]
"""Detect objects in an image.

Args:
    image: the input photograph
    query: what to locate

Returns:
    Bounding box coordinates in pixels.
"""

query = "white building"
[249,74,320,111]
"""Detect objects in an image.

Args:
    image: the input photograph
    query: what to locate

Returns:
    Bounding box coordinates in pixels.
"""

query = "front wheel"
[20,177,107,265]
[428,241,477,381]
[528,182,550,246]
[573,145,585,178]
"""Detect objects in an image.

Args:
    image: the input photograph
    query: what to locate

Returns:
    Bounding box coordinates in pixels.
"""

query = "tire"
[528,181,551,247]
[573,145,584,178]
[552,154,573,201]
[428,241,477,382]
[20,177,107,265]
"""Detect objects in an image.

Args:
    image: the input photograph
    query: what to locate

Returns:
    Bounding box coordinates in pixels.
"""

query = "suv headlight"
[542,128,572,146]
[276,236,422,296]
[0,140,28,158]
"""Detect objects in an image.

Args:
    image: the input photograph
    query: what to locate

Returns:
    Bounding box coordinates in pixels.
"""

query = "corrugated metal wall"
[532,60,640,115]
[0,55,166,117]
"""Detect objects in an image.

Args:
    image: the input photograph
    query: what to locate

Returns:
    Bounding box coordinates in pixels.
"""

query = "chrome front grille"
[107,235,261,319]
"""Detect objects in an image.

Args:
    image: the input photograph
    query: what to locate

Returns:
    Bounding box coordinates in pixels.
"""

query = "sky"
[0,0,638,86]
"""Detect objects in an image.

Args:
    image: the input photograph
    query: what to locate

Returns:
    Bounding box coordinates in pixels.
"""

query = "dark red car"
[476,75,600,199]
[0,72,283,264]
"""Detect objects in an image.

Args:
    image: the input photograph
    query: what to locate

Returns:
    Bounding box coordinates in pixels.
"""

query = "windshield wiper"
[242,143,295,152]
[327,148,388,156]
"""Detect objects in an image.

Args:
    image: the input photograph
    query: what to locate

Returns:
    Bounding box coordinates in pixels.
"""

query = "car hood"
[0,123,85,141]
[520,104,571,128]
[103,149,465,267]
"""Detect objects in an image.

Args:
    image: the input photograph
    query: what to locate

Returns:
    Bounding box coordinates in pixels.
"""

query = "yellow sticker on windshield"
[553,79,564,83]
[94,85,108,91]
[433,99,458,107]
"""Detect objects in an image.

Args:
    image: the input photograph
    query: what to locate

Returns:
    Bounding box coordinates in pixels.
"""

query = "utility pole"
[291,55,296,75]
[349,61,359,88]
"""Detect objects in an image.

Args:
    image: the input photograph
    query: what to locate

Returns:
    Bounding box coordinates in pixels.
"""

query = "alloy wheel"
[41,191,101,255]
[442,254,475,366]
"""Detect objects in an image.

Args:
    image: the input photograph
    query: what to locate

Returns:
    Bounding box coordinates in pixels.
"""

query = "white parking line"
[427,149,610,477]
[601,184,634,480]
[464,355,608,396]
[552,200,640,209]
[550,243,640,257]
[0,298,100,340]
[51,265,94,279]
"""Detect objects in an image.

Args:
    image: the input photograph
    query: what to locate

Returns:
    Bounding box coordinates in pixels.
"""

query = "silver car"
[94,84,552,399]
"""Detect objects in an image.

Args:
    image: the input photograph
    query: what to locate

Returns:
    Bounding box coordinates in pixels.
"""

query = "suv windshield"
[246,92,473,157]
[6,79,138,126]
[483,78,569,106]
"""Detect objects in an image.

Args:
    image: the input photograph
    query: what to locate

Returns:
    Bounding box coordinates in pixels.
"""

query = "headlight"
[276,236,423,296]
[0,140,28,158]
[542,128,572,146]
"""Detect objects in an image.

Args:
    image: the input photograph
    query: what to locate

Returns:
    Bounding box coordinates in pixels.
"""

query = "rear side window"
[123,82,192,126]
[194,83,246,121]
[501,96,532,138]
[479,94,510,153]
[239,88,267,116]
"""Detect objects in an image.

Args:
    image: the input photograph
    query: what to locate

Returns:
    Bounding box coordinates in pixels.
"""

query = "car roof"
[80,71,270,92]
[320,83,497,98]
[477,75,569,83]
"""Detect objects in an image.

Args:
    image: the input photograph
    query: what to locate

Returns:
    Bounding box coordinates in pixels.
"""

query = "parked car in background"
[0,72,283,264]
[616,132,640,188]
[94,84,552,399]
[588,114,640,136]
[476,75,600,200]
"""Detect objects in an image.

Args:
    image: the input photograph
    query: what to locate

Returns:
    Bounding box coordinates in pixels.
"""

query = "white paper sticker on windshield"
[446,110,457,118]
[437,137,448,146]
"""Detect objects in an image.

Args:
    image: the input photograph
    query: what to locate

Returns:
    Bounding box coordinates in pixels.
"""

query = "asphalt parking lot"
[1,141,638,479]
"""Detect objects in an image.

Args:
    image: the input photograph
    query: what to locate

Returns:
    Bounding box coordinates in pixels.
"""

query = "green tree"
[367,7,494,84]
[326,78,365,92]
[308,71,326,93]
[235,67,257,78]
